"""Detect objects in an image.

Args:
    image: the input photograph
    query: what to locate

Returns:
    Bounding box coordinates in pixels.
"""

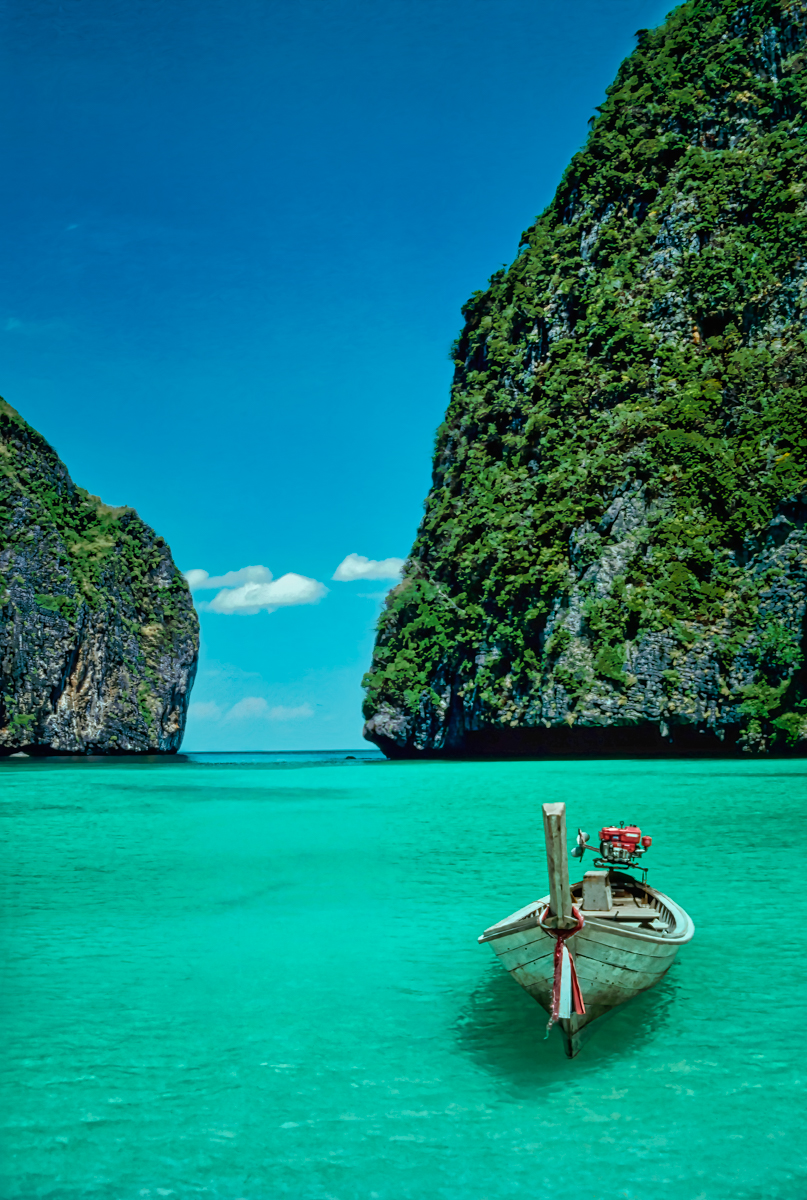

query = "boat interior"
[479,870,691,944]
[571,872,668,930]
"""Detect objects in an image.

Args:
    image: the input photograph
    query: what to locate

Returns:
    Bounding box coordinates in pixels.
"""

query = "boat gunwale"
[479,881,694,947]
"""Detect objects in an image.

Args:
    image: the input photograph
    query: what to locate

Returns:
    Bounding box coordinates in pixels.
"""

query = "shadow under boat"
[456,960,681,1086]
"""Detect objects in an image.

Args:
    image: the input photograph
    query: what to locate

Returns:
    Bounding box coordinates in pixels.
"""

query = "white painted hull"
[479,879,694,1057]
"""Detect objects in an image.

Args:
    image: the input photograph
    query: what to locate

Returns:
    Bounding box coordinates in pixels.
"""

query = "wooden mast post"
[542,802,576,929]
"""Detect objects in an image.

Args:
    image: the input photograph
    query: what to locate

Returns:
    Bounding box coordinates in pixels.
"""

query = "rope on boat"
[538,904,586,1035]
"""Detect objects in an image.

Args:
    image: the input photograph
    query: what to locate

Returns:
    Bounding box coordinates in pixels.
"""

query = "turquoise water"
[1,754,805,1199]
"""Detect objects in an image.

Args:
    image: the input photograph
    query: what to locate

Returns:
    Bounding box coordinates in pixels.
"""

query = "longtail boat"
[478,802,694,1057]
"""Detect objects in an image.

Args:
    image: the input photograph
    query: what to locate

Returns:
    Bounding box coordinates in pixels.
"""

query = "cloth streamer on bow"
[538,904,586,1033]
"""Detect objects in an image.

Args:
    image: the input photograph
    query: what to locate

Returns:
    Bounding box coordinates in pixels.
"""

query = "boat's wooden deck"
[572,881,666,929]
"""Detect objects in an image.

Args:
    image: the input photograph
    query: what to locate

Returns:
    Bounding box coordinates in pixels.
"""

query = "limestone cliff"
[0,400,198,754]
[363,0,807,757]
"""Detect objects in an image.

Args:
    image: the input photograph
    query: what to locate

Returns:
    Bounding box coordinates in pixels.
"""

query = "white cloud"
[266,703,314,722]
[184,566,327,615]
[209,573,327,615]
[225,696,270,720]
[225,698,313,722]
[184,565,273,591]
[332,553,405,582]
[188,696,314,722]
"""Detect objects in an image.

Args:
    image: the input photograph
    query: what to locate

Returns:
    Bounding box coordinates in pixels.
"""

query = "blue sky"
[1,0,672,750]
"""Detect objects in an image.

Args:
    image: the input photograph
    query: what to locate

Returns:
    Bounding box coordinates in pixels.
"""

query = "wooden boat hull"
[480,881,694,1057]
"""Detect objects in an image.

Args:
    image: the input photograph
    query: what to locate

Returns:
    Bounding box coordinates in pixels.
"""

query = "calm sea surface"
[1,753,805,1199]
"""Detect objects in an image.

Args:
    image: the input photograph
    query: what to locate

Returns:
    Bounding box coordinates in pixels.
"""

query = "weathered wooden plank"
[522,975,626,1013]
[572,952,670,992]
[525,974,656,1012]
[496,932,674,984]
[509,958,556,989]
[493,940,555,973]
[479,915,541,943]
[579,904,661,922]
[574,921,678,956]
[567,933,678,972]
[581,871,612,912]
[480,899,542,936]
[511,950,668,998]
[515,960,658,1000]
[488,924,552,954]
[542,802,575,929]
[523,972,656,1015]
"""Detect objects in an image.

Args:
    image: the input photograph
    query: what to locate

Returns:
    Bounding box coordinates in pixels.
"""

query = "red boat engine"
[571,821,652,874]
[597,824,652,864]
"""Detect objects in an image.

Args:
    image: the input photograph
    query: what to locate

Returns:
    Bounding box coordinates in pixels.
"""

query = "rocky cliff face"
[0,400,198,754]
[363,0,807,758]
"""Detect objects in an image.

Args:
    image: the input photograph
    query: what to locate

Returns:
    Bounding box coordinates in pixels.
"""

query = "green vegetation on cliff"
[0,402,189,625]
[363,0,807,756]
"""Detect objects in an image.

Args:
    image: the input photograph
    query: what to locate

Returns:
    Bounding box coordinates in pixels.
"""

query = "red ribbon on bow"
[538,904,586,1031]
